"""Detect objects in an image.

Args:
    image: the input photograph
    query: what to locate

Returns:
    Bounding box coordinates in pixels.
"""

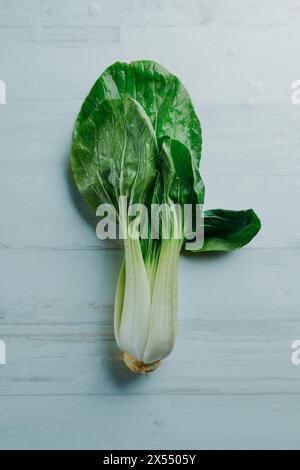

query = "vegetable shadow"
[181,249,231,260]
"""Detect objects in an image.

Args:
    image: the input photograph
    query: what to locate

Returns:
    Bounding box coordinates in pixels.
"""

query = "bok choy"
[71,61,261,373]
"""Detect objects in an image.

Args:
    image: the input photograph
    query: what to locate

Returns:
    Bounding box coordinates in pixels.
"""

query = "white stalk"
[143,239,182,364]
[116,237,151,362]
[113,260,125,350]
[114,198,183,371]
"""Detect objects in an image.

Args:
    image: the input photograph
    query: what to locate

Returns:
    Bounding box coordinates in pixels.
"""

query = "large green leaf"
[71,98,158,211]
[71,61,261,254]
[74,60,202,184]
[185,208,261,252]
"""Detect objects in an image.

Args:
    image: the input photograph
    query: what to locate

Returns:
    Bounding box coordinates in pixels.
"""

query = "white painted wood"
[0,0,300,450]
[0,0,294,28]
[0,395,300,450]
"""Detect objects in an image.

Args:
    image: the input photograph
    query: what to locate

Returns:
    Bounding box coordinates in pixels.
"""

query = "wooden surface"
[0,0,300,450]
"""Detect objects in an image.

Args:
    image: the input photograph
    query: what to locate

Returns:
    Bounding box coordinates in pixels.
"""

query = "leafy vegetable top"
[70,60,261,372]
[71,60,261,253]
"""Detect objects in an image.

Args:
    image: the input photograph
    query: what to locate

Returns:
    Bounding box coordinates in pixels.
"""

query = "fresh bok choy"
[71,61,261,373]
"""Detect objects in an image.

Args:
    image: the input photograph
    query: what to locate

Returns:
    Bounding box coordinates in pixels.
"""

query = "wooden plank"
[0,0,292,28]
[0,25,120,46]
[0,394,299,449]
[1,318,299,396]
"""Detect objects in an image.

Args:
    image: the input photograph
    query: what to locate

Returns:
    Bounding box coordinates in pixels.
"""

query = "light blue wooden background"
[1,0,300,450]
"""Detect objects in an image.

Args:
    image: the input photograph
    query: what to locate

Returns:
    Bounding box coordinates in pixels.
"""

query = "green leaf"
[185,208,261,252]
[74,60,202,175]
[71,97,158,211]
[160,138,204,206]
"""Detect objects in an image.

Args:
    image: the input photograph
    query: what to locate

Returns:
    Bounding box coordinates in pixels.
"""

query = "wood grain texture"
[0,0,300,450]
[0,395,300,450]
